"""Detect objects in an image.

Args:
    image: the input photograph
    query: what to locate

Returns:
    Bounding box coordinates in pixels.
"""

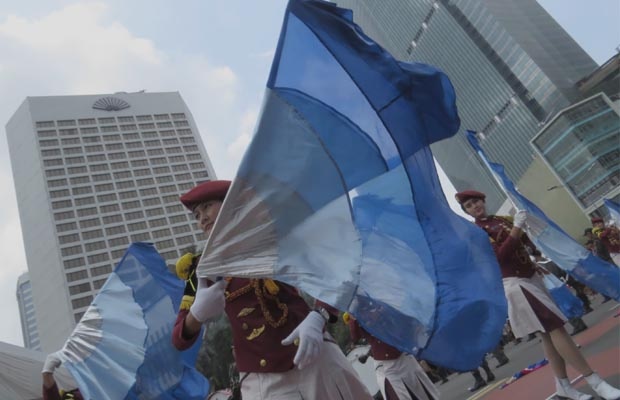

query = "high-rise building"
[335,0,598,212]
[16,272,41,351]
[6,92,216,352]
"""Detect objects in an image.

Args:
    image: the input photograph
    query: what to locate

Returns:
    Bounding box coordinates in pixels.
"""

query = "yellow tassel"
[264,279,279,295]
[180,295,195,311]
[342,312,352,324]
[175,253,195,280]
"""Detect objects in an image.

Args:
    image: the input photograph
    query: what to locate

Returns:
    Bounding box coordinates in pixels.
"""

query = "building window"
[163,195,179,204]
[78,118,96,125]
[95,183,114,192]
[119,190,138,200]
[44,159,63,167]
[142,197,161,207]
[190,162,206,169]
[108,152,127,160]
[116,180,135,189]
[59,128,78,136]
[128,221,147,231]
[172,113,186,120]
[177,129,192,136]
[125,211,144,220]
[156,175,173,184]
[105,225,126,235]
[48,178,67,188]
[52,200,72,210]
[169,155,185,163]
[85,241,106,252]
[155,239,175,249]
[72,186,92,196]
[172,164,189,172]
[113,171,132,179]
[36,121,55,128]
[80,127,99,134]
[102,214,123,224]
[130,232,151,242]
[38,130,57,138]
[111,161,130,170]
[103,134,121,142]
[56,222,77,232]
[145,208,164,217]
[39,139,59,147]
[120,124,137,131]
[92,173,112,182]
[131,159,149,167]
[75,196,95,206]
[108,237,129,247]
[123,132,140,140]
[97,193,117,202]
[180,137,195,144]
[136,115,153,121]
[67,166,88,174]
[57,120,76,127]
[173,225,191,234]
[139,123,155,129]
[50,189,70,198]
[156,122,173,128]
[77,207,98,217]
[61,245,82,257]
[100,204,120,213]
[153,228,172,238]
[46,169,65,177]
[85,145,105,153]
[66,270,88,282]
[149,218,167,228]
[165,147,183,154]
[174,120,189,127]
[82,229,103,240]
[90,164,109,172]
[111,249,126,259]
[79,218,101,229]
[69,176,90,185]
[121,200,141,210]
[54,211,75,221]
[147,148,165,156]
[98,117,115,124]
[91,265,112,277]
[71,296,93,309]
[69,282,91,295]
[136,178,154,186]
[118,116,135,123]
[133,169,151,177]
[64,257,85,270]
[166,205,185,214]
[88,253,110,264]
[41,148,62,156]
[129,150,146,158]
[92,278,107,290]
[58,233,80,244]
[161,130,175,137]
[154,113,170,120]
[176,235,194,246]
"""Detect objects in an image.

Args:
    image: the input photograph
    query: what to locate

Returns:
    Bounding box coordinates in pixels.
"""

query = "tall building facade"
[16,272,41,351]
[6,92,216,352]
[335,0,598,212]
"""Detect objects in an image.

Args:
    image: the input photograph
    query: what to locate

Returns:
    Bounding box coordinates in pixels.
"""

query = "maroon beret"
[590,217,604,225]
[454,190,486,204]
[180,180,231,210]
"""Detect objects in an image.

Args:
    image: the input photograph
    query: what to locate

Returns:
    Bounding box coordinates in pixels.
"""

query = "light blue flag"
[541,273,584,320]
[467,130,620,301]
[605,199,620,225]
[59,243,209,400]
[197,0,507,371]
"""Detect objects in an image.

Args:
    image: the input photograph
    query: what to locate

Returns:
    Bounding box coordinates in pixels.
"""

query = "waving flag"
[605,199,620,225]
[197,0,507,370]
[58,243,209,400]
[467,130,620,301]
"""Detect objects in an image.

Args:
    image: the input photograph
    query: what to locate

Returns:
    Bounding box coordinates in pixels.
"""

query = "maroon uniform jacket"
[475,215,540,278]
[600,226,620,254]
[173,277,317,373]
[348,319,401,361]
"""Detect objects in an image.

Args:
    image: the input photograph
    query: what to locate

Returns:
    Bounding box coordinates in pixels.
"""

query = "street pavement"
[437,296,620,400]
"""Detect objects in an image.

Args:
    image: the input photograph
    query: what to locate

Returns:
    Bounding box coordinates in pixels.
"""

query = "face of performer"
[592,221,604,230]
[193,199,223,236]
[462,197,487,219]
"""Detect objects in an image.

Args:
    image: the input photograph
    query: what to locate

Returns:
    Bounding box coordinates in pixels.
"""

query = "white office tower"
[16,272,41,351]
[6,92,216,352]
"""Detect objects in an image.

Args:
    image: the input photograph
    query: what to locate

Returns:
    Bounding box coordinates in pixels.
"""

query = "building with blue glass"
[335,0,598,213]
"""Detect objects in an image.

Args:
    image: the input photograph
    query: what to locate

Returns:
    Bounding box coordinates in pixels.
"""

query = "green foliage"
[195,318,235,391]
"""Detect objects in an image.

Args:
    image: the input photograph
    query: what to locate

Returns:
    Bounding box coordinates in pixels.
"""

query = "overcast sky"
[0,0,618,348]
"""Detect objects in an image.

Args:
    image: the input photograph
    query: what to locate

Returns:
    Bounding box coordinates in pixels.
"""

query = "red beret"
[454,190,486,204]
[590,217,604,224]
[180,180,231,210]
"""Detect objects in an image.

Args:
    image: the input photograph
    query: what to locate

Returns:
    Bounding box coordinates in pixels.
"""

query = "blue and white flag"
[59,243,209,400]
[605,199,620,226]
[541,273,584,320]
[467,130,620,301]
[197,0,507,371]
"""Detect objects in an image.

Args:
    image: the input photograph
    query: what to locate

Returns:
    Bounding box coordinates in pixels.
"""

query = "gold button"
[225,291,230,297]
[293,338,300,346]
[385,353,389,357]
[242,323,248,330]
[259,359,267,367]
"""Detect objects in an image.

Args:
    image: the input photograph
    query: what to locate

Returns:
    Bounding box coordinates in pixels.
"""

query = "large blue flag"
[58,243,209,399]
[197,0,506,370]
[605,199,620,225]
[467,130,620,301]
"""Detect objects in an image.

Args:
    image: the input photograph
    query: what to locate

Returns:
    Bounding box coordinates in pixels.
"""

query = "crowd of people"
[41,181,620,400]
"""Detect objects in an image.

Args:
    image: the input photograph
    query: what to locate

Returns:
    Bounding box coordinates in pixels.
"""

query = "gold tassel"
[180,295,195,311]
[175,253,195,280]
[264,279,279,295]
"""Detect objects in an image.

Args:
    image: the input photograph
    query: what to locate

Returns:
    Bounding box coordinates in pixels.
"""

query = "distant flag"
[605,199,620,226]
[467,130,620,300]
[196,0,507,371]
[57,243,209,400]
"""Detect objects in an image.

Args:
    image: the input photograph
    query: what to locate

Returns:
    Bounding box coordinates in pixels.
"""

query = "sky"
[0,0,618,348]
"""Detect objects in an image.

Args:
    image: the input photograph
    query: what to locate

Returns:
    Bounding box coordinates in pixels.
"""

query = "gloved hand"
[42,351,63,373]
[189,279,226,323]
[281,310,325,369]
[513,210,528,229]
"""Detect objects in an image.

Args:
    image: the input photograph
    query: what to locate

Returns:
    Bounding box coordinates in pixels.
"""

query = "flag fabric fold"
[605,199,620,225]
[58,243,209,400]
[197,0,507,370]
[467,130,620,301]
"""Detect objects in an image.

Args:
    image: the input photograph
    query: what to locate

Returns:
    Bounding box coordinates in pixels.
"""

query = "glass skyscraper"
[335,0,598,212]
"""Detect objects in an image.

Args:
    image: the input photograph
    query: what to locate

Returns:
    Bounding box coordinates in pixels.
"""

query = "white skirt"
[503,274,567,338]
[376,354,439,400]
[240,340,373,400]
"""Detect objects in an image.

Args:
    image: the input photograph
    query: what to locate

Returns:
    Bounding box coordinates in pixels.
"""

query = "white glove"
[281,311,325,369]
[42,351,63,373]
[189,279,226,323]
[513,210,528,228]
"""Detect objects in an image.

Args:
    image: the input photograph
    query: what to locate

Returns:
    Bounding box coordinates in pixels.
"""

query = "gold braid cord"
[225,279,288,328]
